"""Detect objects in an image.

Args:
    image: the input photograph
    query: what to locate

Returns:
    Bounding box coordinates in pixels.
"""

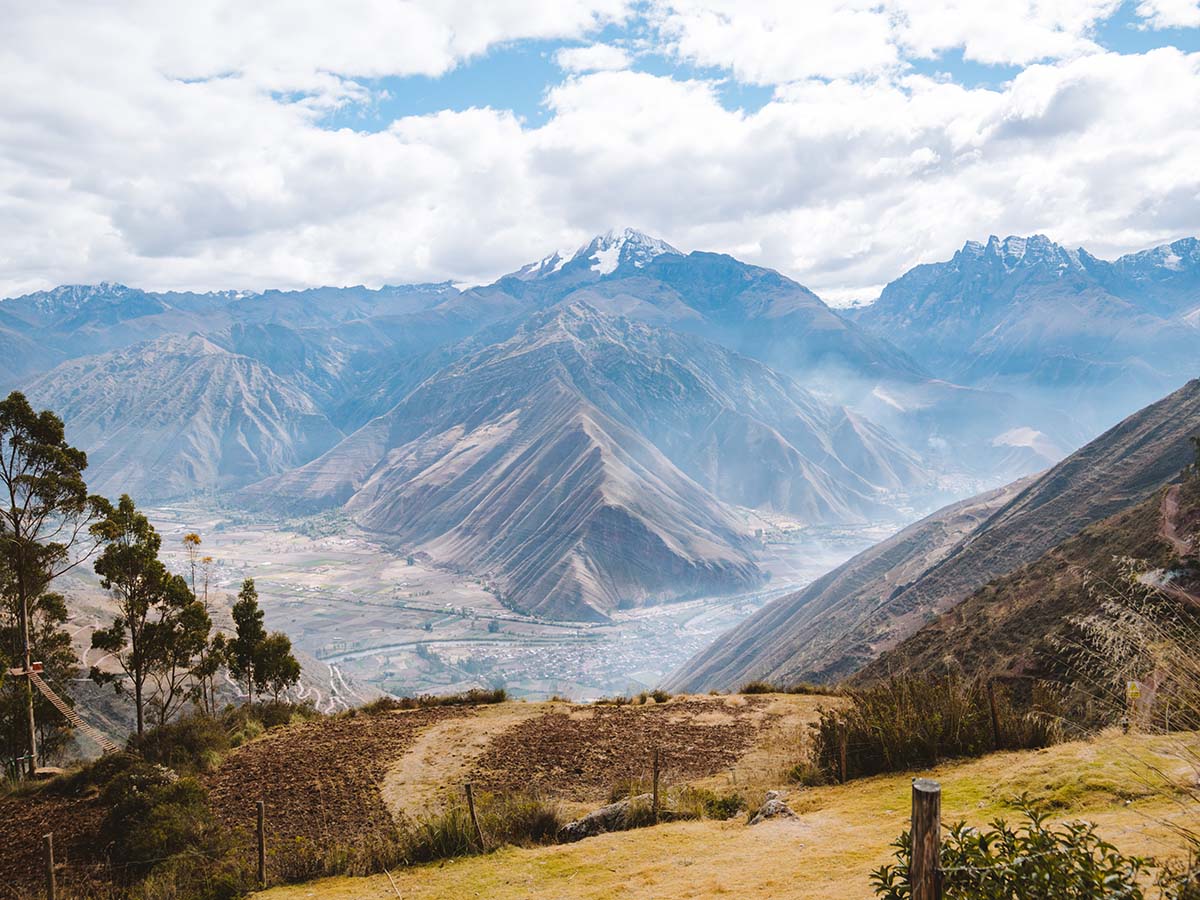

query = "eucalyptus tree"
[0,391,104,774]
[90,495,211,736]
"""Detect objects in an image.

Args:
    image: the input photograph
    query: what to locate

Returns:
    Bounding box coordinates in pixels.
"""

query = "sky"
[2,1,1199,304]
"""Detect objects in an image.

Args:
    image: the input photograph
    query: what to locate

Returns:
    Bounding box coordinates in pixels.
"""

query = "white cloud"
[891,0,1121,65]
[647,0,1123,83]
[0,3,1199,301]
[649,1,899,82]
[555,43,633,73]
[1136,0,1200,28]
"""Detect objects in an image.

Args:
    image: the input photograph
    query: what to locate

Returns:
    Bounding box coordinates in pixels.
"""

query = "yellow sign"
[1126,681,1141,700]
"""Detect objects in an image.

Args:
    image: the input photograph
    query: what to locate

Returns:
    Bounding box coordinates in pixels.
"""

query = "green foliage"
[255,632,301,701]
[872,803,1149,900]
[811,675,1059,781]
[740,680,776,694]
[1188,435,1200,481]
[91,495,213,735]
[128,702,319,775]
[99,758,222,874]
[741,679,839,696]
[226,579,300,705]
[228,579,265,700]
[0,391,105,772]
[0,589,78,764]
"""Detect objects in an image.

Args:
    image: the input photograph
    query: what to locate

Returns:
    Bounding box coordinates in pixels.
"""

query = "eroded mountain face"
[247,304,929,619]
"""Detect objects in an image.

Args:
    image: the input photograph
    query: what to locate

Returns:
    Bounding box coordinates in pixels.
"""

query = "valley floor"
[143,503,893,700]
[261,728,1198,900]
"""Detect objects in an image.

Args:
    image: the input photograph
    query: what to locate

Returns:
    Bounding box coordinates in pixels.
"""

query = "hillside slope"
[669,378,1200,689]
[24,334,343,501]
[858,476,1200,683]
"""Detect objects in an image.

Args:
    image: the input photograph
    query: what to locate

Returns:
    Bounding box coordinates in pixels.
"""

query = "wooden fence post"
[911,778,942,900]
[652,747,661,823]
[256,800,266,888]
[465,782,487,851]
[43,833,55,900]
[987,679,1002,749]
[838,722,849,784]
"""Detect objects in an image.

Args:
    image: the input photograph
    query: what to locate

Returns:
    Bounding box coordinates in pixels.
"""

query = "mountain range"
[5,228,1198,622]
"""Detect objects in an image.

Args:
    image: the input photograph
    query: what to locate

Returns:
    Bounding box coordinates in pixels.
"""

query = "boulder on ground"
[749,790,796,825]
[558,793,652,842]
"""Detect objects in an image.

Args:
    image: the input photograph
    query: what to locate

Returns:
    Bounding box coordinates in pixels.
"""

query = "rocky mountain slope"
[856,476,1199,684]
[24,334,343,501]
[250,304,930,620]
[669,378,1200,690]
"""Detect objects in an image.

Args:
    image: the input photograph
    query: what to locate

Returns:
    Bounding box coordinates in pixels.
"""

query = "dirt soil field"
[470,696,789,803]
[205,705,474,869]
[0,788,107,899]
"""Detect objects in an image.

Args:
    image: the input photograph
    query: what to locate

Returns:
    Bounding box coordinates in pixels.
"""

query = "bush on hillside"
[809,674,1058,782]
[872,803,1150,900]
[362,688,507,713]
[129,701,319,774]
[99,758,228,878]
[740,680,839,696]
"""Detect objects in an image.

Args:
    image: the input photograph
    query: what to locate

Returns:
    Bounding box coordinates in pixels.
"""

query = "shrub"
[594,695,634,706]
[872,803,1149,900]
[742,679,839,696]
[403,791,563,863]
[129,715,230,774]
[362,688,507,713]
[99,759,227,878]
[675,786,743,820]
[810,674,1059,781]
[740,680,776,694]
[128,702,318,773]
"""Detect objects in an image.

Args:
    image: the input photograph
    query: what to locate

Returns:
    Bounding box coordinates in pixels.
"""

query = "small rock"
[749,790,797,825]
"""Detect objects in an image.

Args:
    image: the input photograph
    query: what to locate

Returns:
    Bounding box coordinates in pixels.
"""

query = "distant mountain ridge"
[24,334,344,501]
[849,233,1200,434]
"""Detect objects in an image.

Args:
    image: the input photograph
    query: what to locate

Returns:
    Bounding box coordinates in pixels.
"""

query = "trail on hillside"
[1150,483,1200,609]
[382,702,548,821]
[1160,484,1192,556]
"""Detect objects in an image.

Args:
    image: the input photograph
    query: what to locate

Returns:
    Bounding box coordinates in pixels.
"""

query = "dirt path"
[1161,484,1192,556]
[381,701,553,821]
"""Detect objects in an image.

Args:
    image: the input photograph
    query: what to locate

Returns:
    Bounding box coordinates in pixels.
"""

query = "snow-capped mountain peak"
[508,228,682,281]
[575,227,682,275]
[958,234,1083,274]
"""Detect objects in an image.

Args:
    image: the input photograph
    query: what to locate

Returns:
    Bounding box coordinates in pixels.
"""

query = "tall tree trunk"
[16,549,38,775]
[133,657,144,737]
